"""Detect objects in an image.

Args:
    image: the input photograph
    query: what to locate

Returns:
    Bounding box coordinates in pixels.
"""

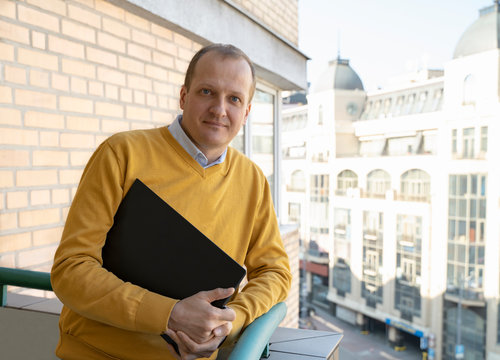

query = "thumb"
[204,287,235,302]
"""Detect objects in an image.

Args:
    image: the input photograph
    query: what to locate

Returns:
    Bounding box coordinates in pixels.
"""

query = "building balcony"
[1,267,342,360]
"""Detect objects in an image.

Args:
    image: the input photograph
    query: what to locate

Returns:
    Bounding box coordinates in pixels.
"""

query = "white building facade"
[281,3,500,360]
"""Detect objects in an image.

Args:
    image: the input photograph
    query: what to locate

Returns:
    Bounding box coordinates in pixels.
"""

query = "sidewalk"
[304,304,422,360]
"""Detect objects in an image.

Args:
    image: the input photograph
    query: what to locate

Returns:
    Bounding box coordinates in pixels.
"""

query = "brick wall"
[0,0,201,284]
[231,0,299,45]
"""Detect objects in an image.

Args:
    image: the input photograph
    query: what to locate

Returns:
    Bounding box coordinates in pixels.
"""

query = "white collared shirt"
[168,115,227,169]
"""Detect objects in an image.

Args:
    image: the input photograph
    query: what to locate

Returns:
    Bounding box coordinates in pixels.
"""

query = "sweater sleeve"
[51,140,177,334]
[223,177,292,346]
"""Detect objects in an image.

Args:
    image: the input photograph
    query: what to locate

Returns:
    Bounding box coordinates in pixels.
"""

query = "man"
[51,43,291,360]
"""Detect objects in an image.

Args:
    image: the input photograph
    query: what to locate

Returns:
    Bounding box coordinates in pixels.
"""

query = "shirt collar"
[168,115,227,168]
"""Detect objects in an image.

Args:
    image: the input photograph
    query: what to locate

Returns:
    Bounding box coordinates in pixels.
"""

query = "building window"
[447,174,487,301]
[310,174,329,234]
[400,169,431,202]
[366,169,391,198]
[443,306,485,360]
[249,89,275,202]
[288,170,306,192]
[333,208,352,296]
[393,96,404,116]
[362,211,384,308]
[451,129,457,154]
[395,215,422,320]
[318,105,323,125]
[336,169,358,195]
[431,88,443,111]
[415,91,428,113]
[463,74,475,105]
[462,128,475,159]
[288,202,301,224]
[480,126,487,153]
[402,93,416,115]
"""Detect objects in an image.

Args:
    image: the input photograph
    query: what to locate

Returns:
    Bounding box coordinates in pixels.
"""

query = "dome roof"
[312,58,364,93]
[453,3,500,59]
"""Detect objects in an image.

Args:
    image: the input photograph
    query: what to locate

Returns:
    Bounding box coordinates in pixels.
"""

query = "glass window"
[452,129,457,154]
[362,211,384,307]
[336,169,358,195]
[249,89,275,199]
[318,105,323,125]
[480,126,488,152]
[288,202,301,223]
[462,127,475,159]
[400,169,431,202]
[463,74,476,105]
[366,169,391,198]
[289,170,305,192]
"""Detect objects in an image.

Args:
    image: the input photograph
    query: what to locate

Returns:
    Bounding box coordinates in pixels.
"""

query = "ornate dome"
[453,3,500,59]
[312,58,364,93]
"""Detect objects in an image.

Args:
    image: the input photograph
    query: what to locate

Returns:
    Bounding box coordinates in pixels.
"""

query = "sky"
[298,0,493,91]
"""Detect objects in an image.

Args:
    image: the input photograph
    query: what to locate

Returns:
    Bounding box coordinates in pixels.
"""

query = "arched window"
[463,74,475,105]
[366,170,391,198]
[289,170,305,192]
[400,169,431,202]
[336,170,358,195]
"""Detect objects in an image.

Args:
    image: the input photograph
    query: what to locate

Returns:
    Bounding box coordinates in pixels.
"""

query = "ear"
[243,103,251,125]
[179,85,187,110]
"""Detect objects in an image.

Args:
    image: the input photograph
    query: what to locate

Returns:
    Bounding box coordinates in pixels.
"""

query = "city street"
[304,305,422,360]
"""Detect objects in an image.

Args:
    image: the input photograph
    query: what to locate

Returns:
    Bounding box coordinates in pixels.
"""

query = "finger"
[177,331,223,358]
[213,321,232,337]
[204,287,235,303]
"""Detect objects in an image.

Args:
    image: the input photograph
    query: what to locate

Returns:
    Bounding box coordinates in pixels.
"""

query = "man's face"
[179,51,253,159]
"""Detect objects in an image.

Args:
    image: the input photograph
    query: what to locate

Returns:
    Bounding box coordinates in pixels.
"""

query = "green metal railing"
[0,267,52,306]
[0,266,285,359]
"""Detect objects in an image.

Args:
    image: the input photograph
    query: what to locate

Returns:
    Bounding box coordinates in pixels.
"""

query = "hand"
[167,288,236,343]
[165,329,228,360]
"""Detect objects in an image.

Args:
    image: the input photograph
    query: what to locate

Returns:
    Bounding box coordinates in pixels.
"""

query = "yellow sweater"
[51,127,291,360]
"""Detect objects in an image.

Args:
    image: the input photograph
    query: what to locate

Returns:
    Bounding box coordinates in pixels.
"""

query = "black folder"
[102,178,246,308]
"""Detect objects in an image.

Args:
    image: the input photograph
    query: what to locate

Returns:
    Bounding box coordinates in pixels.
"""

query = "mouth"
[203,121,227,128]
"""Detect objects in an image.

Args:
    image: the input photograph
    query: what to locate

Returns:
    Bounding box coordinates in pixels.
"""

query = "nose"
[209,96,227,118]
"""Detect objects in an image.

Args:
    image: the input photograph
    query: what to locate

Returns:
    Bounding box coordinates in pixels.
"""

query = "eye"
[230,96,241,103]
[201,88,211,95]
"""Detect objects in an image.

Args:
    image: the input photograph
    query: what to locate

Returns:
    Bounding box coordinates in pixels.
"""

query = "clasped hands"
[165,288,236,360]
